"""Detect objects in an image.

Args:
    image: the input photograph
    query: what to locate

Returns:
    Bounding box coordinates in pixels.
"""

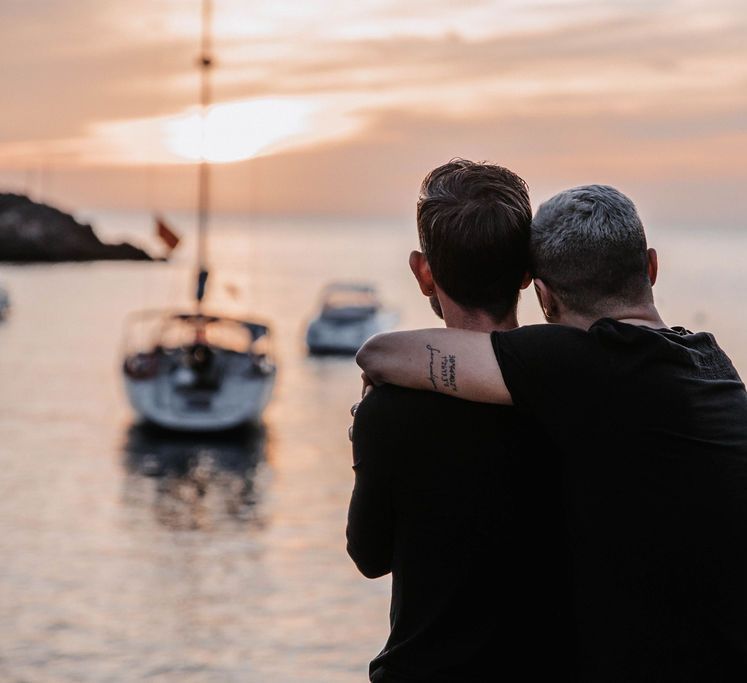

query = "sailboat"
[121,0,276,432]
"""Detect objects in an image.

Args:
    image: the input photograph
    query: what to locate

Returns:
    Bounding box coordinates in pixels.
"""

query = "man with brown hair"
[347,160,573,682]
[357,184,747,681]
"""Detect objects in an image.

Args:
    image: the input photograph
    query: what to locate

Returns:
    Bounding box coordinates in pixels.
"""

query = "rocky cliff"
[0,193,153,262]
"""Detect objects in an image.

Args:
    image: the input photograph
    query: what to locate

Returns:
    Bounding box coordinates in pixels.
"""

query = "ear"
[409,250,435,297]
[519,271,532,290]
[533,277,556,321]
[647,248,658,287]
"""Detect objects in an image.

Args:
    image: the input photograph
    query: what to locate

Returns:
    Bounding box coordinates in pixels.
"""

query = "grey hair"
[531,185,650,317]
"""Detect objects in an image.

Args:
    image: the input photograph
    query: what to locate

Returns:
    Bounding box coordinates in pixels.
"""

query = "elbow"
[357,561,391,580]
[347,542,391,579]
[356,333,388,384]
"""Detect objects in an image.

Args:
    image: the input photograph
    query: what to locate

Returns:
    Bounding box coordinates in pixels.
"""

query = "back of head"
[531,185,651,318]
[417,159,532,321]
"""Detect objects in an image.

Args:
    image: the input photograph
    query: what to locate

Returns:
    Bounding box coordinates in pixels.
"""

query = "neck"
[442,301,518,333]
[560,302,668,331]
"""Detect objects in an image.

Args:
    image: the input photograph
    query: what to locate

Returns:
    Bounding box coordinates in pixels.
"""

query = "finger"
[361,372,373,399]
[363,383,374,398]
[348,424,354,442]
[350,401,360,417]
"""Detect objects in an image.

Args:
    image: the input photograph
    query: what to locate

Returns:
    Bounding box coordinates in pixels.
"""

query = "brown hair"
[417,159,532,321]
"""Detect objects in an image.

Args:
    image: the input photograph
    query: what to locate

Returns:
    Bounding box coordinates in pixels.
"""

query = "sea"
[0,210,745,682]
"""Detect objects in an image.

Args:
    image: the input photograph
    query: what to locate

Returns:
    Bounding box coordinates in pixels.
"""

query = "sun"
[78,95,361,166]
[163,97,316,163]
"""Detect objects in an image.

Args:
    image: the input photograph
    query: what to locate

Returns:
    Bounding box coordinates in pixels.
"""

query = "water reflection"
[122,423,268,531]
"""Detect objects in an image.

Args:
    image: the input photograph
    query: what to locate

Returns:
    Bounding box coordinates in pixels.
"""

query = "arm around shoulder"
[356,329,512,405]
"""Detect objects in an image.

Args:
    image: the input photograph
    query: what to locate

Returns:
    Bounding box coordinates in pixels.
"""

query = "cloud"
[0,0,745,225]
[3,0,745,143]
[24,102,745,233]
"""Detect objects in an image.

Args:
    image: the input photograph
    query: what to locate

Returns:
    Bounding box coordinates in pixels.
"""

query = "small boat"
[120,0,276,432]
[123,311,275,431]
[0,286,9,320]
[306,282,396,355]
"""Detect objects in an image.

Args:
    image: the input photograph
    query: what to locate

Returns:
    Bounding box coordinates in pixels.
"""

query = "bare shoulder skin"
[355,329,512,405]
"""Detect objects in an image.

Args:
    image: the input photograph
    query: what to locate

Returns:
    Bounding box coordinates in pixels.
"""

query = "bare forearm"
[356,329,512,405]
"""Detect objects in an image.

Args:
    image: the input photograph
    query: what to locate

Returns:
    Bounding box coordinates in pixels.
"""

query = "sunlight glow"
[28,96,364,167]
[164,98,317,163]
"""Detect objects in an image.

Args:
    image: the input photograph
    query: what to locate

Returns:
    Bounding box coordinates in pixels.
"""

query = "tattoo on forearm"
[426,344,458,392]
[426,344,440,390]
[443,354,458,391]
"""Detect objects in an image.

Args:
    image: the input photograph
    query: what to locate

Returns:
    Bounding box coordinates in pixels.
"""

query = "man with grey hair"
[531,184,654,322]
[356,184,747,681]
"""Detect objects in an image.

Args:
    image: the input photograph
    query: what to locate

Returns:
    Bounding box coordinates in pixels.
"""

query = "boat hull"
[306,311,396,355]
[122,311,276,432]
[125,370,275,432]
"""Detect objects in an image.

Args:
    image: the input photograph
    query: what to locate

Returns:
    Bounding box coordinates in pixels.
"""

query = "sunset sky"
[0,0,745,225]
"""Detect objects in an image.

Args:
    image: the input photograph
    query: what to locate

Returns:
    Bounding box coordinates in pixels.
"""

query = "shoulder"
[490,324,617,413]
[354,384,519,456]
[492,323,588,349]
[357,383,505,423]
[353,385,527,473]
[358,382,420,406]
[354,384,420,423]
[352,385,414,450]
[491,323,597,370]
[354,384,445,436]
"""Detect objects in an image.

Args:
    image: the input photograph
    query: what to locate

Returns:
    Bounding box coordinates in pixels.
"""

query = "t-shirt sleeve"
[346,385,402,579]
[491,324,609,437]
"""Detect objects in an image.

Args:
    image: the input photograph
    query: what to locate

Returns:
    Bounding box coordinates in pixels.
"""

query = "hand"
[348,398,361,442]
[348,374,375,441]
[361,371,374,398]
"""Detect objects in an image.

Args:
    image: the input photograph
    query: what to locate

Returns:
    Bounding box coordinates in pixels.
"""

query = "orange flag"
[155,215,180,251]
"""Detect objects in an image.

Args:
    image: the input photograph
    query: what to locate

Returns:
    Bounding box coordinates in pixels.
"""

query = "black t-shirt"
[347,385,573,683]
[492,319,747,682]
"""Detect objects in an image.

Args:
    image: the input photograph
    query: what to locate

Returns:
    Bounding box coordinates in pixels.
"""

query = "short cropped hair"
[531,185,651,317]
[417,159,532,321]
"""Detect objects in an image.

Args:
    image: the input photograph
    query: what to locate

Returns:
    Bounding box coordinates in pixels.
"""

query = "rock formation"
[0,193,154,262]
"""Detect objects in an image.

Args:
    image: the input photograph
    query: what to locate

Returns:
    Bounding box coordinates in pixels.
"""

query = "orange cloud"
[0,0,745,225]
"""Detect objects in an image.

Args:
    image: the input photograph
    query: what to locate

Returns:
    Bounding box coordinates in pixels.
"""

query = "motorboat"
[123,311,275,431]
[306,282,396,355]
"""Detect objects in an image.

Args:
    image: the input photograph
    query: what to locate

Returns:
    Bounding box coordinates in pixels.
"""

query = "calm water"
[0,212,745,682]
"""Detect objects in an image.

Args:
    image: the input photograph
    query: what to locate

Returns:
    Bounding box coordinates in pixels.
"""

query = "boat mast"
[196,0,213,309]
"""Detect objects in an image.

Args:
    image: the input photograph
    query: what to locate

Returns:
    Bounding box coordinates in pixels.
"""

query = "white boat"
[306,282,396,355]
[121,0,275,432]
[0,286,9,320]
[123,311,275,431]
